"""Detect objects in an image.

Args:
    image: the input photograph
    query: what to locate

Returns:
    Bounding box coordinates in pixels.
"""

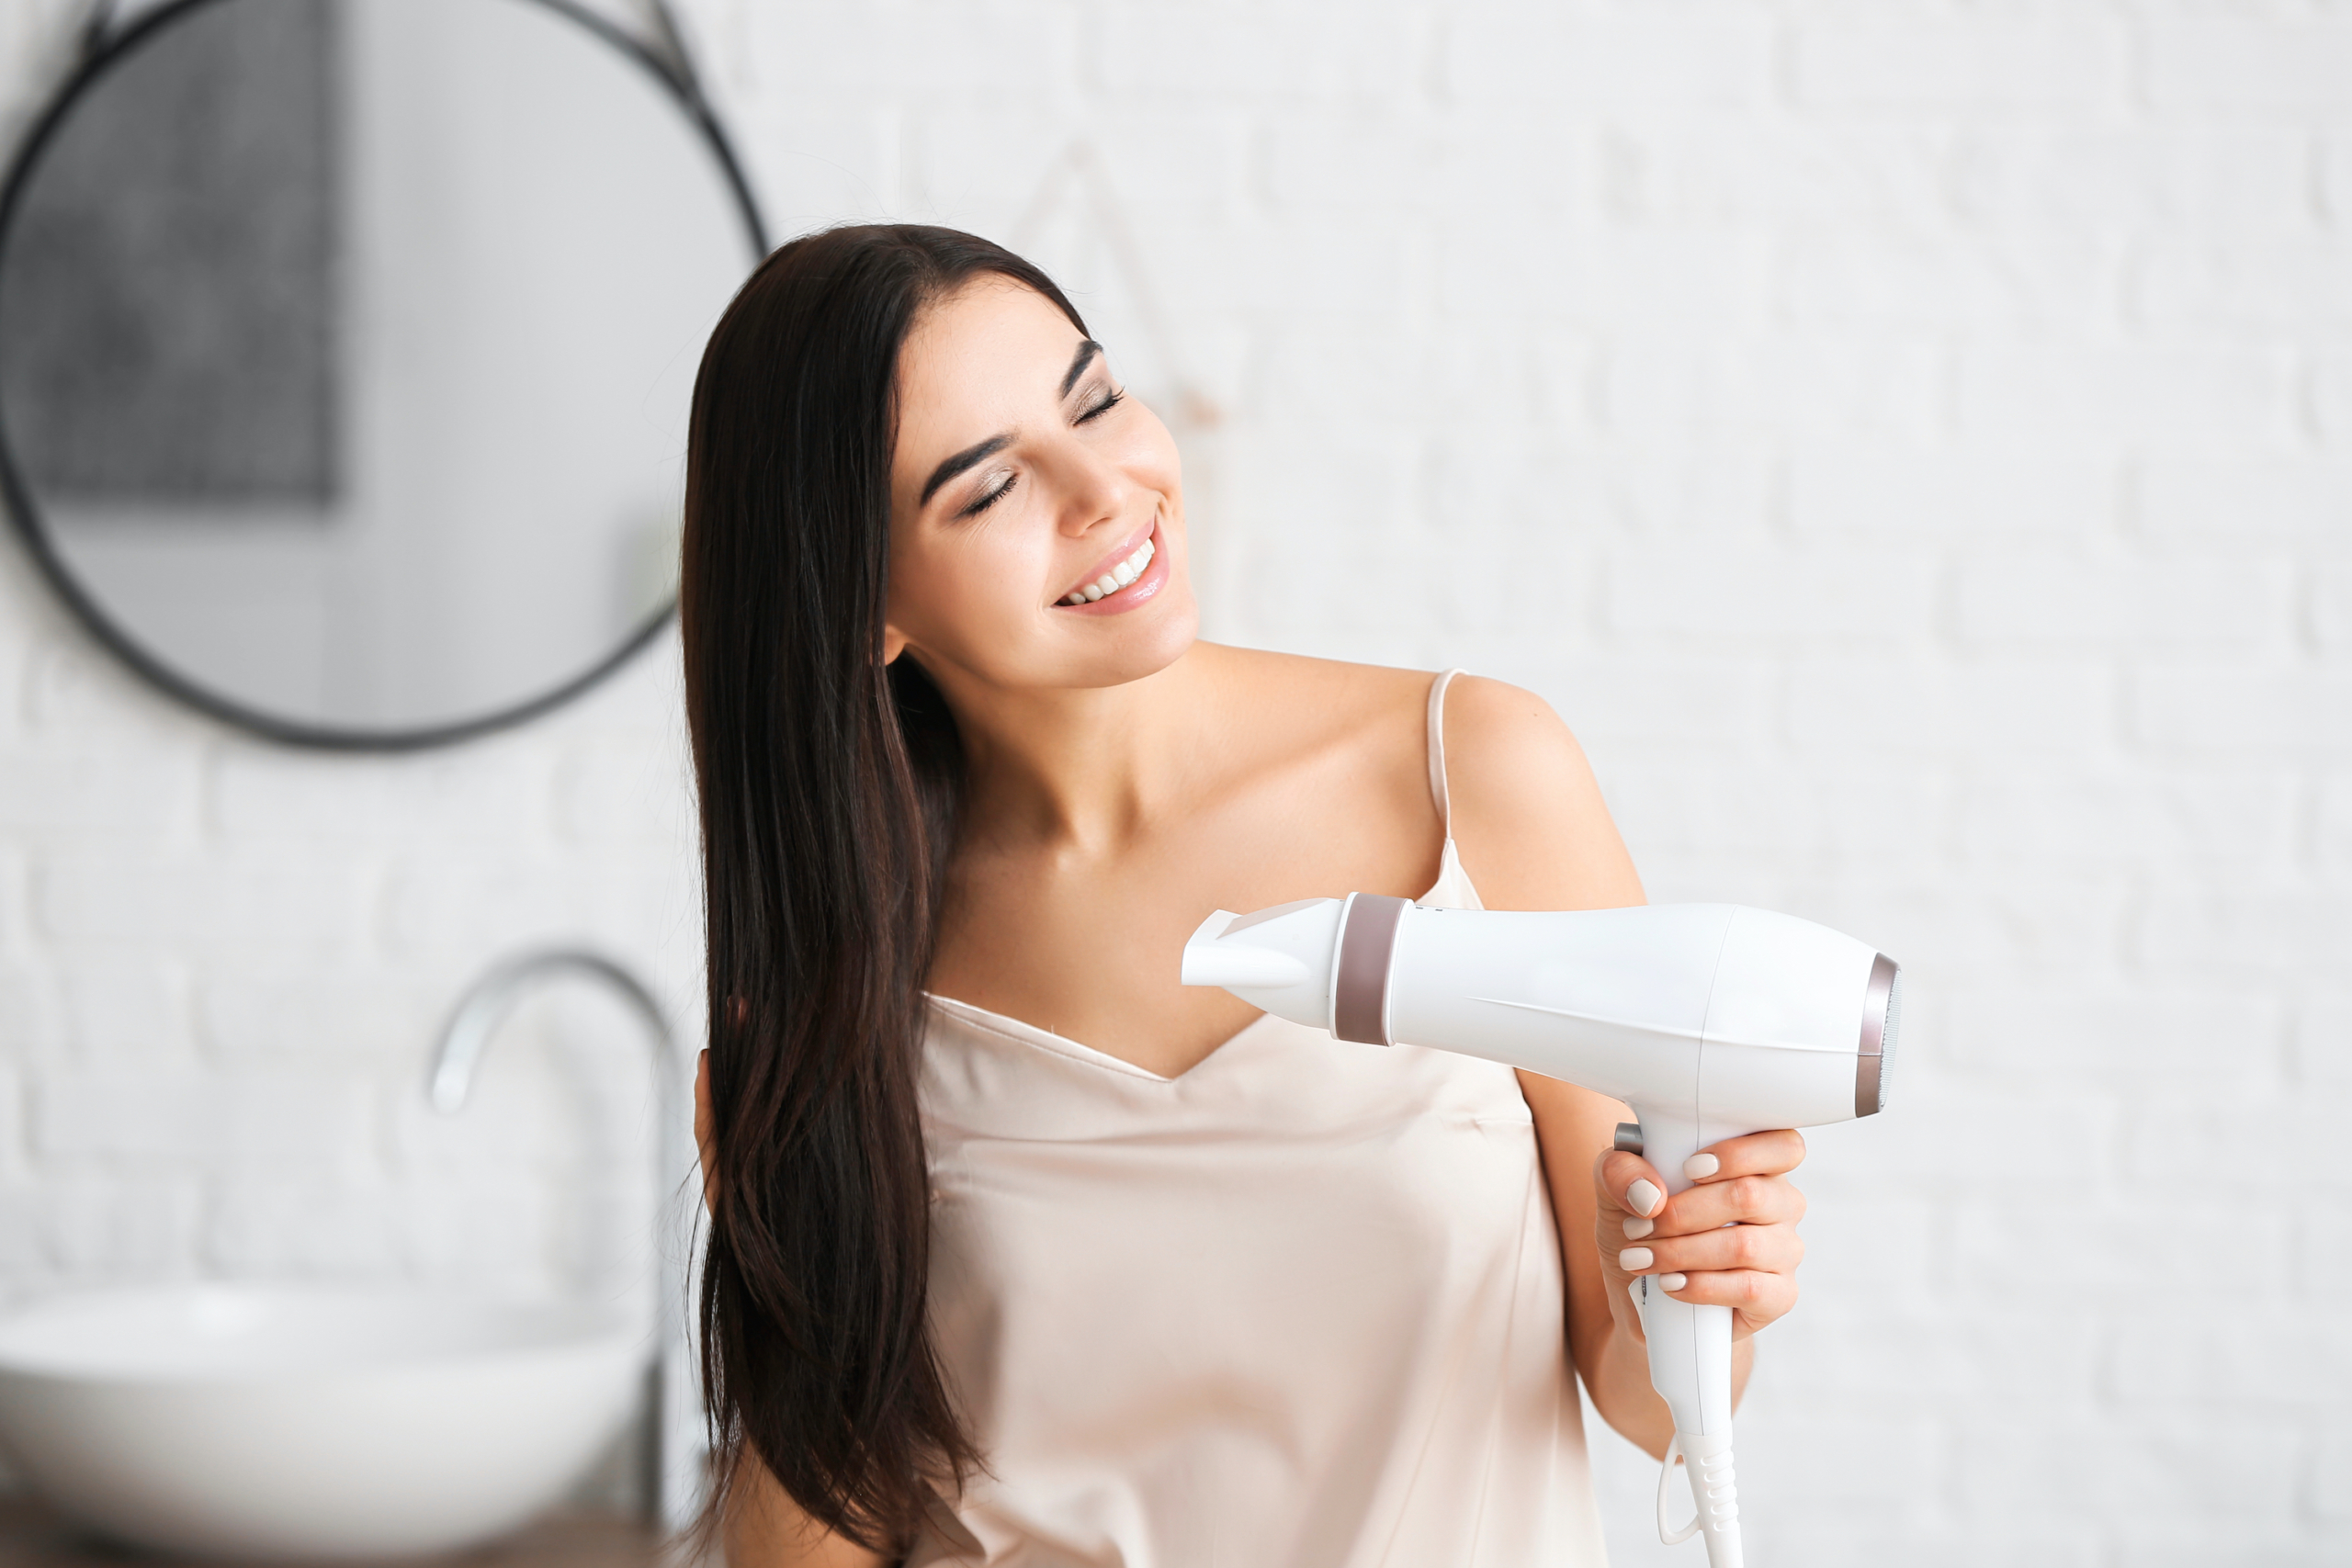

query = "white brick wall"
[5,0,2348,1561]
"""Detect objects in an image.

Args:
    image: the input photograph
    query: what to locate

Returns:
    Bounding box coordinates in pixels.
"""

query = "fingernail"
[1659,1272,1689,1292]
[1627,1179,1663,1217]
[1622,1215,1655,1240]
[1620,1247,1655,1271]
[1683,1153,1720,1180]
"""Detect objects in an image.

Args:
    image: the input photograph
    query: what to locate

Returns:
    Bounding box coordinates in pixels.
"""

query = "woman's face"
[884,277,1196,694]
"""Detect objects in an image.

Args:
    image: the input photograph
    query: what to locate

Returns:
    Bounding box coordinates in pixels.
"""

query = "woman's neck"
[925,642,1233,855]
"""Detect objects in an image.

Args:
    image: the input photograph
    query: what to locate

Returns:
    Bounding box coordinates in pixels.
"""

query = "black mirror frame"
[0,0,770,751]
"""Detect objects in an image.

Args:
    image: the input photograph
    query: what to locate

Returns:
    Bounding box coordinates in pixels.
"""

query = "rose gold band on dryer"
[1855,953,1898,1119]
[1332,894,1410,1045]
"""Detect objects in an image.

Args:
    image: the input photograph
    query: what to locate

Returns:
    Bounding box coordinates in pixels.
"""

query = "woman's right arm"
[696,1054,887,1568]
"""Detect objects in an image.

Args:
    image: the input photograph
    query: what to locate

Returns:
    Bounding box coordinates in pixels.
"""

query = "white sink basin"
[0,1283,647,1560]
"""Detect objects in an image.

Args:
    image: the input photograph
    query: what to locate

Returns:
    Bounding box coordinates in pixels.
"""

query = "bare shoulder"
[1200,642,1431,727]
[1439,674,1645,912]
[1181,648,1640,909]
[1193,643,1437,773]
[1439,674,1587,784]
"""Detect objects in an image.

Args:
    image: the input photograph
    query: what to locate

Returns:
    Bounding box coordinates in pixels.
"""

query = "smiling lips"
[1059,535,1158,606]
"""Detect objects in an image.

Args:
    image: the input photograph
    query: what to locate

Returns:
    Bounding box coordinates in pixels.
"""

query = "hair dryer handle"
[1636,1286,1741,1560]
[1631,1112,1743,1565]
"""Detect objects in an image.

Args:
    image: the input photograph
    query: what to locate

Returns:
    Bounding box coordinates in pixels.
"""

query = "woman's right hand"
[1592,1129,1809,1347]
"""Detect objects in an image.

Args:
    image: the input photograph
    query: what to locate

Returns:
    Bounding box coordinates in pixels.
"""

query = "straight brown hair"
[678,225,1088,1552]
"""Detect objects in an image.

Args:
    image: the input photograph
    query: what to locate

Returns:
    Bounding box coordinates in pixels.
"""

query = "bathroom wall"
[3,0,2347,1562]
[0,2,705,1318]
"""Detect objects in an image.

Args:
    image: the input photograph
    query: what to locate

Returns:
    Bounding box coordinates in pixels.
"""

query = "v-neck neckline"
[924,993,1281,1086]
[924,662,1484,1089]
[924,819,1479,1088]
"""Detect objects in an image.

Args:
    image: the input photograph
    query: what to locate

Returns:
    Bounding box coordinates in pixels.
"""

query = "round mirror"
[0,0,765,747]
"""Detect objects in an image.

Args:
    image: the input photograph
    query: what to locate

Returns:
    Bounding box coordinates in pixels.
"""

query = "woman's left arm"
[1441,676,1809,1461]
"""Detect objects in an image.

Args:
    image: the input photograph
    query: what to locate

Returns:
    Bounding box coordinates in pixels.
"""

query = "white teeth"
[1061,536,1157,606]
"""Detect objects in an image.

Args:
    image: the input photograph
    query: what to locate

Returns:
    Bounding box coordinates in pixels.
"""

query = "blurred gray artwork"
[1,0,339,504]
[0,0,761,740]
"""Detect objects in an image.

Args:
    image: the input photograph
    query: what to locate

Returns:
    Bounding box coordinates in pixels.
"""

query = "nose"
[1046,429,1134,539]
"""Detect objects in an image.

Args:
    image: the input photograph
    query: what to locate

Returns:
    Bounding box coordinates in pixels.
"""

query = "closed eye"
[957,470,1017,519]
[951,364,1121,517]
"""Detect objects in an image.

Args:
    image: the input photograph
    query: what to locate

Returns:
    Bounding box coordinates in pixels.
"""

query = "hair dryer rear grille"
[1878,967,1902,1111]
[1856,955,1901,1118]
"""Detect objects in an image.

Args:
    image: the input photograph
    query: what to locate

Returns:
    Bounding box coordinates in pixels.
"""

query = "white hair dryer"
[1180,895,1901,1568]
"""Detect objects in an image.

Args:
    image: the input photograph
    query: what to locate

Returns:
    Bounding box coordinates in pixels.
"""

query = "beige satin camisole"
[912,671,1608,1566]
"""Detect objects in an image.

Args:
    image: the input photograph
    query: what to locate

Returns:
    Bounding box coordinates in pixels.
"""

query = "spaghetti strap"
[1421,671,1485,911]
[1426,668,1464,835]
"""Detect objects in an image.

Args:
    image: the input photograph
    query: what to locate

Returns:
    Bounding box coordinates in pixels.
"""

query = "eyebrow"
[919,434,1012,507]
[1060,339,1103,397]
[916,340,1108,508]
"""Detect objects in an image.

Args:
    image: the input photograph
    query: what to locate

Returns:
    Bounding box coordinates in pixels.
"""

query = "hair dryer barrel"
[1180,897,1902,1127]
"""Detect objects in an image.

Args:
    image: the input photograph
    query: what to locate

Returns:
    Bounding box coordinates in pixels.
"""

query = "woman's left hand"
[1593,1129,1808,1344]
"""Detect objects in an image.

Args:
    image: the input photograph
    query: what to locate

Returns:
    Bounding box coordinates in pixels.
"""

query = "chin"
[1074,588,1200,691]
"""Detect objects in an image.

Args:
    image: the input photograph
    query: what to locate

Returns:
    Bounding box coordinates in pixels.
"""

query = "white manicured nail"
[1623,1215,1655,1240]
[1684,1153,1720,1180]
[1659,1272,1689,1292]
[1620,1247,1655,1271]
[1626,1179,1663,1217]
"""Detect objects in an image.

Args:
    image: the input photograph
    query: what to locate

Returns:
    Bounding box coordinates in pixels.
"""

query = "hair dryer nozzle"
[1180,911,1311,988]
[1178,898,1345,1030]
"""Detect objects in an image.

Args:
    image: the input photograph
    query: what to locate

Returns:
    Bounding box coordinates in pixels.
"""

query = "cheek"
[1124,425,1185,503]
[891,516,1053,648]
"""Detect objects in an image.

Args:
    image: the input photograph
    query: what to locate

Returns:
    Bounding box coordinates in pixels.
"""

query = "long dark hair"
[679,226,1088,1552]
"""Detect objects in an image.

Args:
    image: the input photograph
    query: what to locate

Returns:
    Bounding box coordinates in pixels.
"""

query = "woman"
[684,226,1808,1566]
